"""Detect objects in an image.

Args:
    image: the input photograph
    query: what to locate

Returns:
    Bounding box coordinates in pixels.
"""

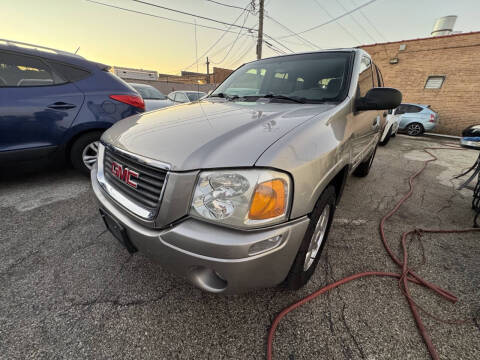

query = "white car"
[167,91,207,104]
[130,83,171,111]
[379,109,400,146]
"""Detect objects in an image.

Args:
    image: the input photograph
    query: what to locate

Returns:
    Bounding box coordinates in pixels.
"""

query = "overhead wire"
[279,0,378,38]
[210,10,251,65]
[349,0,389,42]
[264,14,321,50]
[84,0,242,34]
[311,0,362,44]
[335,0,377,43]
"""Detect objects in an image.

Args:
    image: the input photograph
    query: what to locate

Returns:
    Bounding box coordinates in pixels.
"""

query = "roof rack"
[0,39,82,58]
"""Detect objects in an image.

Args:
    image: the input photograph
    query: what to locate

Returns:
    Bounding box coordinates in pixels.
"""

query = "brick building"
[360,31,480,135]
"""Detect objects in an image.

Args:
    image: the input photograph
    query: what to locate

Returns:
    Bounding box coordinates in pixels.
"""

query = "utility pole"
[206,57,210,83]
[256,0,264,60]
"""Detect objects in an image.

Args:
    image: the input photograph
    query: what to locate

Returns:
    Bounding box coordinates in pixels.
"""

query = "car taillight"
[110,94,145,111]
[429,114,435,123]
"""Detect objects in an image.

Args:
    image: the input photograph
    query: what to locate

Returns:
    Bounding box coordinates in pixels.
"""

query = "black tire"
[406,122,424,136]
[379,126,392,146]
[391,131,396,137]
[285,186,336,290]
[70,131,103,175]
[353,145,377,177]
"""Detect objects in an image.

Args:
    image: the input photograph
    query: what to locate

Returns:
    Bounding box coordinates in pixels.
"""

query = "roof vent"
[431,16,457,36]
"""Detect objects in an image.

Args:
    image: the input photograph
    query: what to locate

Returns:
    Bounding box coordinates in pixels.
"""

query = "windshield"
[132,84,166,100]
[187,92,206,101]
[211,52,353,103]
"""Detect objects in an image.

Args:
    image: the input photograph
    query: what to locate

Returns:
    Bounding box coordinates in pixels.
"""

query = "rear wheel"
[70,131,103,175]
[406,122,424,136]
[285,186,336,290]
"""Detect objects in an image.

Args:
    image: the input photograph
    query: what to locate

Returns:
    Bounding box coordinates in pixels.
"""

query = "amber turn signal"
[248,179,287,220]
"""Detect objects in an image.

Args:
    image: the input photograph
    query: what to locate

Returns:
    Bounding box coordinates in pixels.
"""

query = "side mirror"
[355,88,402,111]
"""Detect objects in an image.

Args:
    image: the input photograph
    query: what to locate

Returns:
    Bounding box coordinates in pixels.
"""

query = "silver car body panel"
[92,48,386,292]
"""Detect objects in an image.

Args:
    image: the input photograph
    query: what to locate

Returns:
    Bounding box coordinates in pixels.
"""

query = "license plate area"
[100,209,137,254]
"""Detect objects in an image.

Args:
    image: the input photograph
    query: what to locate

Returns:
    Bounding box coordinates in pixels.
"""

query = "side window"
[395,105,407,115]
[48,61,91,82]
[167,92,175,101]
[175,92,189,103]
[406,105,422,113]
[0,51,65,87]
[358,56,374,97]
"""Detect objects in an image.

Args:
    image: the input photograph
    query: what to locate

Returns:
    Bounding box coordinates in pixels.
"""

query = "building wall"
[361,32,480,135]
[123,79,217,95]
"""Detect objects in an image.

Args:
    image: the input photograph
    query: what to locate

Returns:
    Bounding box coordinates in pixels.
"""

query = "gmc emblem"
[111,161,139,188]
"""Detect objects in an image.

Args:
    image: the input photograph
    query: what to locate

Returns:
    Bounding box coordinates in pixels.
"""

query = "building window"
[425,76,445,89]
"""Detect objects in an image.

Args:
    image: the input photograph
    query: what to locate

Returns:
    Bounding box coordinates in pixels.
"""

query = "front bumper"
[91,169,310,293]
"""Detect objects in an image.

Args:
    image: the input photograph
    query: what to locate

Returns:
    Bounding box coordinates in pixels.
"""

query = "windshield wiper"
[209,93,240,101]
[261,94,306,104]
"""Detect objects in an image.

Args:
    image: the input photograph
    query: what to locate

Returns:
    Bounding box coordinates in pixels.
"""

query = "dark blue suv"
[0,40,145,174]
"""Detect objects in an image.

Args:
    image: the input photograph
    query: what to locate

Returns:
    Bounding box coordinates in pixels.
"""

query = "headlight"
[190,169,291,228]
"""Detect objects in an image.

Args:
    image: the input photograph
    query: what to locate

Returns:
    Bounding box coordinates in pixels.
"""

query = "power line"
[131,0,257,32]
[180,7,250,71]
[349,0,388,42]
[335,0,376,43]
[129,0,293,54]
[211,10,251,64]
[311,0,362,44]
[265,14,321,50]
[205,0,245,10]
[279,0,378,38]
[84,0,242,34]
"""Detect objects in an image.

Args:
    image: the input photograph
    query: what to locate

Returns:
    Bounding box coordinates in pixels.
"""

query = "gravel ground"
[0,135,479,360]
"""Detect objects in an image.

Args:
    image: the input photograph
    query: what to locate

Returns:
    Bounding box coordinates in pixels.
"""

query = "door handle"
[47,102,76,110]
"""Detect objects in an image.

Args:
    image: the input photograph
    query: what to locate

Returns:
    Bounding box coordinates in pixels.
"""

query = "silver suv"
[91,49,401,293]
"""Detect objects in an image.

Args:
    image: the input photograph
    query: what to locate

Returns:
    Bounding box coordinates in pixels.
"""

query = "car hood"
[102,99,336,171]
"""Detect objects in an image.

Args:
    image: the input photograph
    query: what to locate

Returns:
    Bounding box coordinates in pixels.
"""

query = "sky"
[2,0,480,75]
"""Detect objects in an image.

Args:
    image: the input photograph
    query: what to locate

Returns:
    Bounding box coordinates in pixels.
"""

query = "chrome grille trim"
[96,143,171,220]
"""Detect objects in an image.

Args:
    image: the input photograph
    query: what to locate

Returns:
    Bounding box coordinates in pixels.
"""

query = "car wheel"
[406,122,424,136]
[285,186,336,290]
[70,131,103,175]
[353,145,377,177]
[379,126,392,146]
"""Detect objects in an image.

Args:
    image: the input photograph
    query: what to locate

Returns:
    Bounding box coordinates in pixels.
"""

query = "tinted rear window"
[48,61,91,82]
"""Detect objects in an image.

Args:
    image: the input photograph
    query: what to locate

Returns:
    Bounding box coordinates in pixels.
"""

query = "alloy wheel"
[82,141,99,170]
[304,204,331,271]
[407,123,422,136]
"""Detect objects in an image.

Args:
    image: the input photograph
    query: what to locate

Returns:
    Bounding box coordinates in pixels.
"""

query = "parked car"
[129,83,171,111]
[460,124,480,149]
[0,39,145,174]
[379,108,400,146]
[91,49,401,293]
[167,90,207,104]
[394,103,438,136]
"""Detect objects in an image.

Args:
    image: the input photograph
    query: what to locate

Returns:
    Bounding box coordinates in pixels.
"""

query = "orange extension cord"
[267,145,480,360]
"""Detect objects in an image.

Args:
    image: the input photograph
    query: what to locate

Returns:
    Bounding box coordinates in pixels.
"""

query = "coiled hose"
[267,145,480,360]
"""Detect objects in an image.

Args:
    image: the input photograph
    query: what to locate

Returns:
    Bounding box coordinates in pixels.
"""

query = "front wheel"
[406,122,424,136]
[70,131,103,175]
[285,186,336,290]
[379,126,392,146]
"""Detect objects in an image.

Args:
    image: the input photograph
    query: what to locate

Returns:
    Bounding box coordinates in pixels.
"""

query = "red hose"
[267,145,480,360]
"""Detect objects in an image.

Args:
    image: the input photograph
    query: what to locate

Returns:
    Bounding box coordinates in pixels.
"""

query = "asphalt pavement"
[1,136,479,359]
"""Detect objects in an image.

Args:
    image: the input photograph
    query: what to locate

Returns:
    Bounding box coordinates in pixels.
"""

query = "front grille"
[103,147,167,213]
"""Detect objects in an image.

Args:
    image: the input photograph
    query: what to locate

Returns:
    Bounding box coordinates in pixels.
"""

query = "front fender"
[255,108,352,219]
